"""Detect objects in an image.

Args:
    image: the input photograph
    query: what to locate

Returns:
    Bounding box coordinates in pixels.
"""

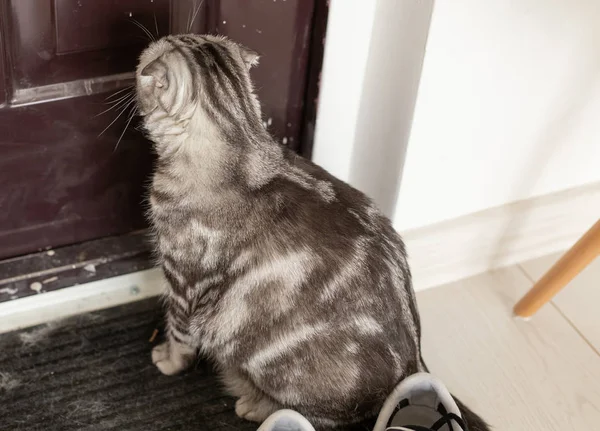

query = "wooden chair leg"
[514,219,600,318]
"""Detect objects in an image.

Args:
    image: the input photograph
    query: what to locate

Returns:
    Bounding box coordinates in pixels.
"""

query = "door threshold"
[0,231,154,302]
[0,267,164,334]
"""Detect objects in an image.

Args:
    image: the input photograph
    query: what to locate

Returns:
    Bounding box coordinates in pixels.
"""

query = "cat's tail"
[453,397,492,431]
[418,357,492,431]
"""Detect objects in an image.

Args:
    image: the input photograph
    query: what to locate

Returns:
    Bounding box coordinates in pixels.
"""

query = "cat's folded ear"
[141,59,169,89]
[238,44,260,69]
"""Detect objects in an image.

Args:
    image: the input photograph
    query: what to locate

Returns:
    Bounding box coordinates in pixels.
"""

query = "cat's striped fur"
[135,34,489,430]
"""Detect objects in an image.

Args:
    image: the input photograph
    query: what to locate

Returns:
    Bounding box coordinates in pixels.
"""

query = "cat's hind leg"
[152,292,198,375]
[235,393,281,423]
[222,369,282,423]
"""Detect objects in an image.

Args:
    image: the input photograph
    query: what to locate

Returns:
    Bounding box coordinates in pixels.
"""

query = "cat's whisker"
[103,96,134,111]
[98,98,137,137]
[104,85,134,101]
[131,18,155,42]
[95,93,136,117]
[130,20,151,42]
[153,12,159,38]
[188,0,204,33]
[104,90,135,106]
[114,106,138,153]
[107,88,134,101]
[186,2,192,32]
[95,102,130,118]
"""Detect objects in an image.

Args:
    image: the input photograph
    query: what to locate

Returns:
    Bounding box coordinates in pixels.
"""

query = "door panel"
[0,0,318,260]
[0,0,169,259]
[54,0,170,54]
[7,0,169,103]
[0,96,153,260]
[209,0,315,150]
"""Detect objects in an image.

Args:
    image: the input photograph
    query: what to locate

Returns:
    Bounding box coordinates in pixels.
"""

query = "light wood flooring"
[418,253,600,430]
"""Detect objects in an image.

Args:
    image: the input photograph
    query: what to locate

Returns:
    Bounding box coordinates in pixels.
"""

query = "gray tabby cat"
[135,34,490,430]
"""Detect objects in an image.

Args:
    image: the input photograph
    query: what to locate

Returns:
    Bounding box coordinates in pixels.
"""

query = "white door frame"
[313,0,434,218]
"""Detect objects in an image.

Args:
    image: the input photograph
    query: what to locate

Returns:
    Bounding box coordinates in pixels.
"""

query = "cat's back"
[265,149,403,260]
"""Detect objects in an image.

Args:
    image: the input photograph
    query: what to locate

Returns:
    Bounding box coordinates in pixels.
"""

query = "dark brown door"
[0,0,319,260]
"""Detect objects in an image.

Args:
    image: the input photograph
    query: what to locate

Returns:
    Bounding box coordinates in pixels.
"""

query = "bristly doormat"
[0,298,257,431]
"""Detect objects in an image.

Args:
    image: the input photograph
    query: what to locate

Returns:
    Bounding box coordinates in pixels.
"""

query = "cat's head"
[135,34,261,141]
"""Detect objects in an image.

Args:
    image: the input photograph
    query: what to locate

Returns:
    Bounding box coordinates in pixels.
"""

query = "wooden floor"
[418,253,600,430]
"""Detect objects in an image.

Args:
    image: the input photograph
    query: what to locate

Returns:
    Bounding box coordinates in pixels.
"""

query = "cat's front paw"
[151,341,190,376]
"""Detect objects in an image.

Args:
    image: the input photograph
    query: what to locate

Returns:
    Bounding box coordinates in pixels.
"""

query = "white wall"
[394,0,600,230]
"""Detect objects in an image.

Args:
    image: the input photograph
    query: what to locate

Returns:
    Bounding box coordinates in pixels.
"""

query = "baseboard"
[403,182,600,291]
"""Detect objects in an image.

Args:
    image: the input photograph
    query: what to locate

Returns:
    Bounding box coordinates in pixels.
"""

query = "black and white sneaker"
[373,373,467,431]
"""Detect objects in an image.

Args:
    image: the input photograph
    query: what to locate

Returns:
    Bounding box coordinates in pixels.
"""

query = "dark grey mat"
[0,299,374,431]
[0,298,257,431]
